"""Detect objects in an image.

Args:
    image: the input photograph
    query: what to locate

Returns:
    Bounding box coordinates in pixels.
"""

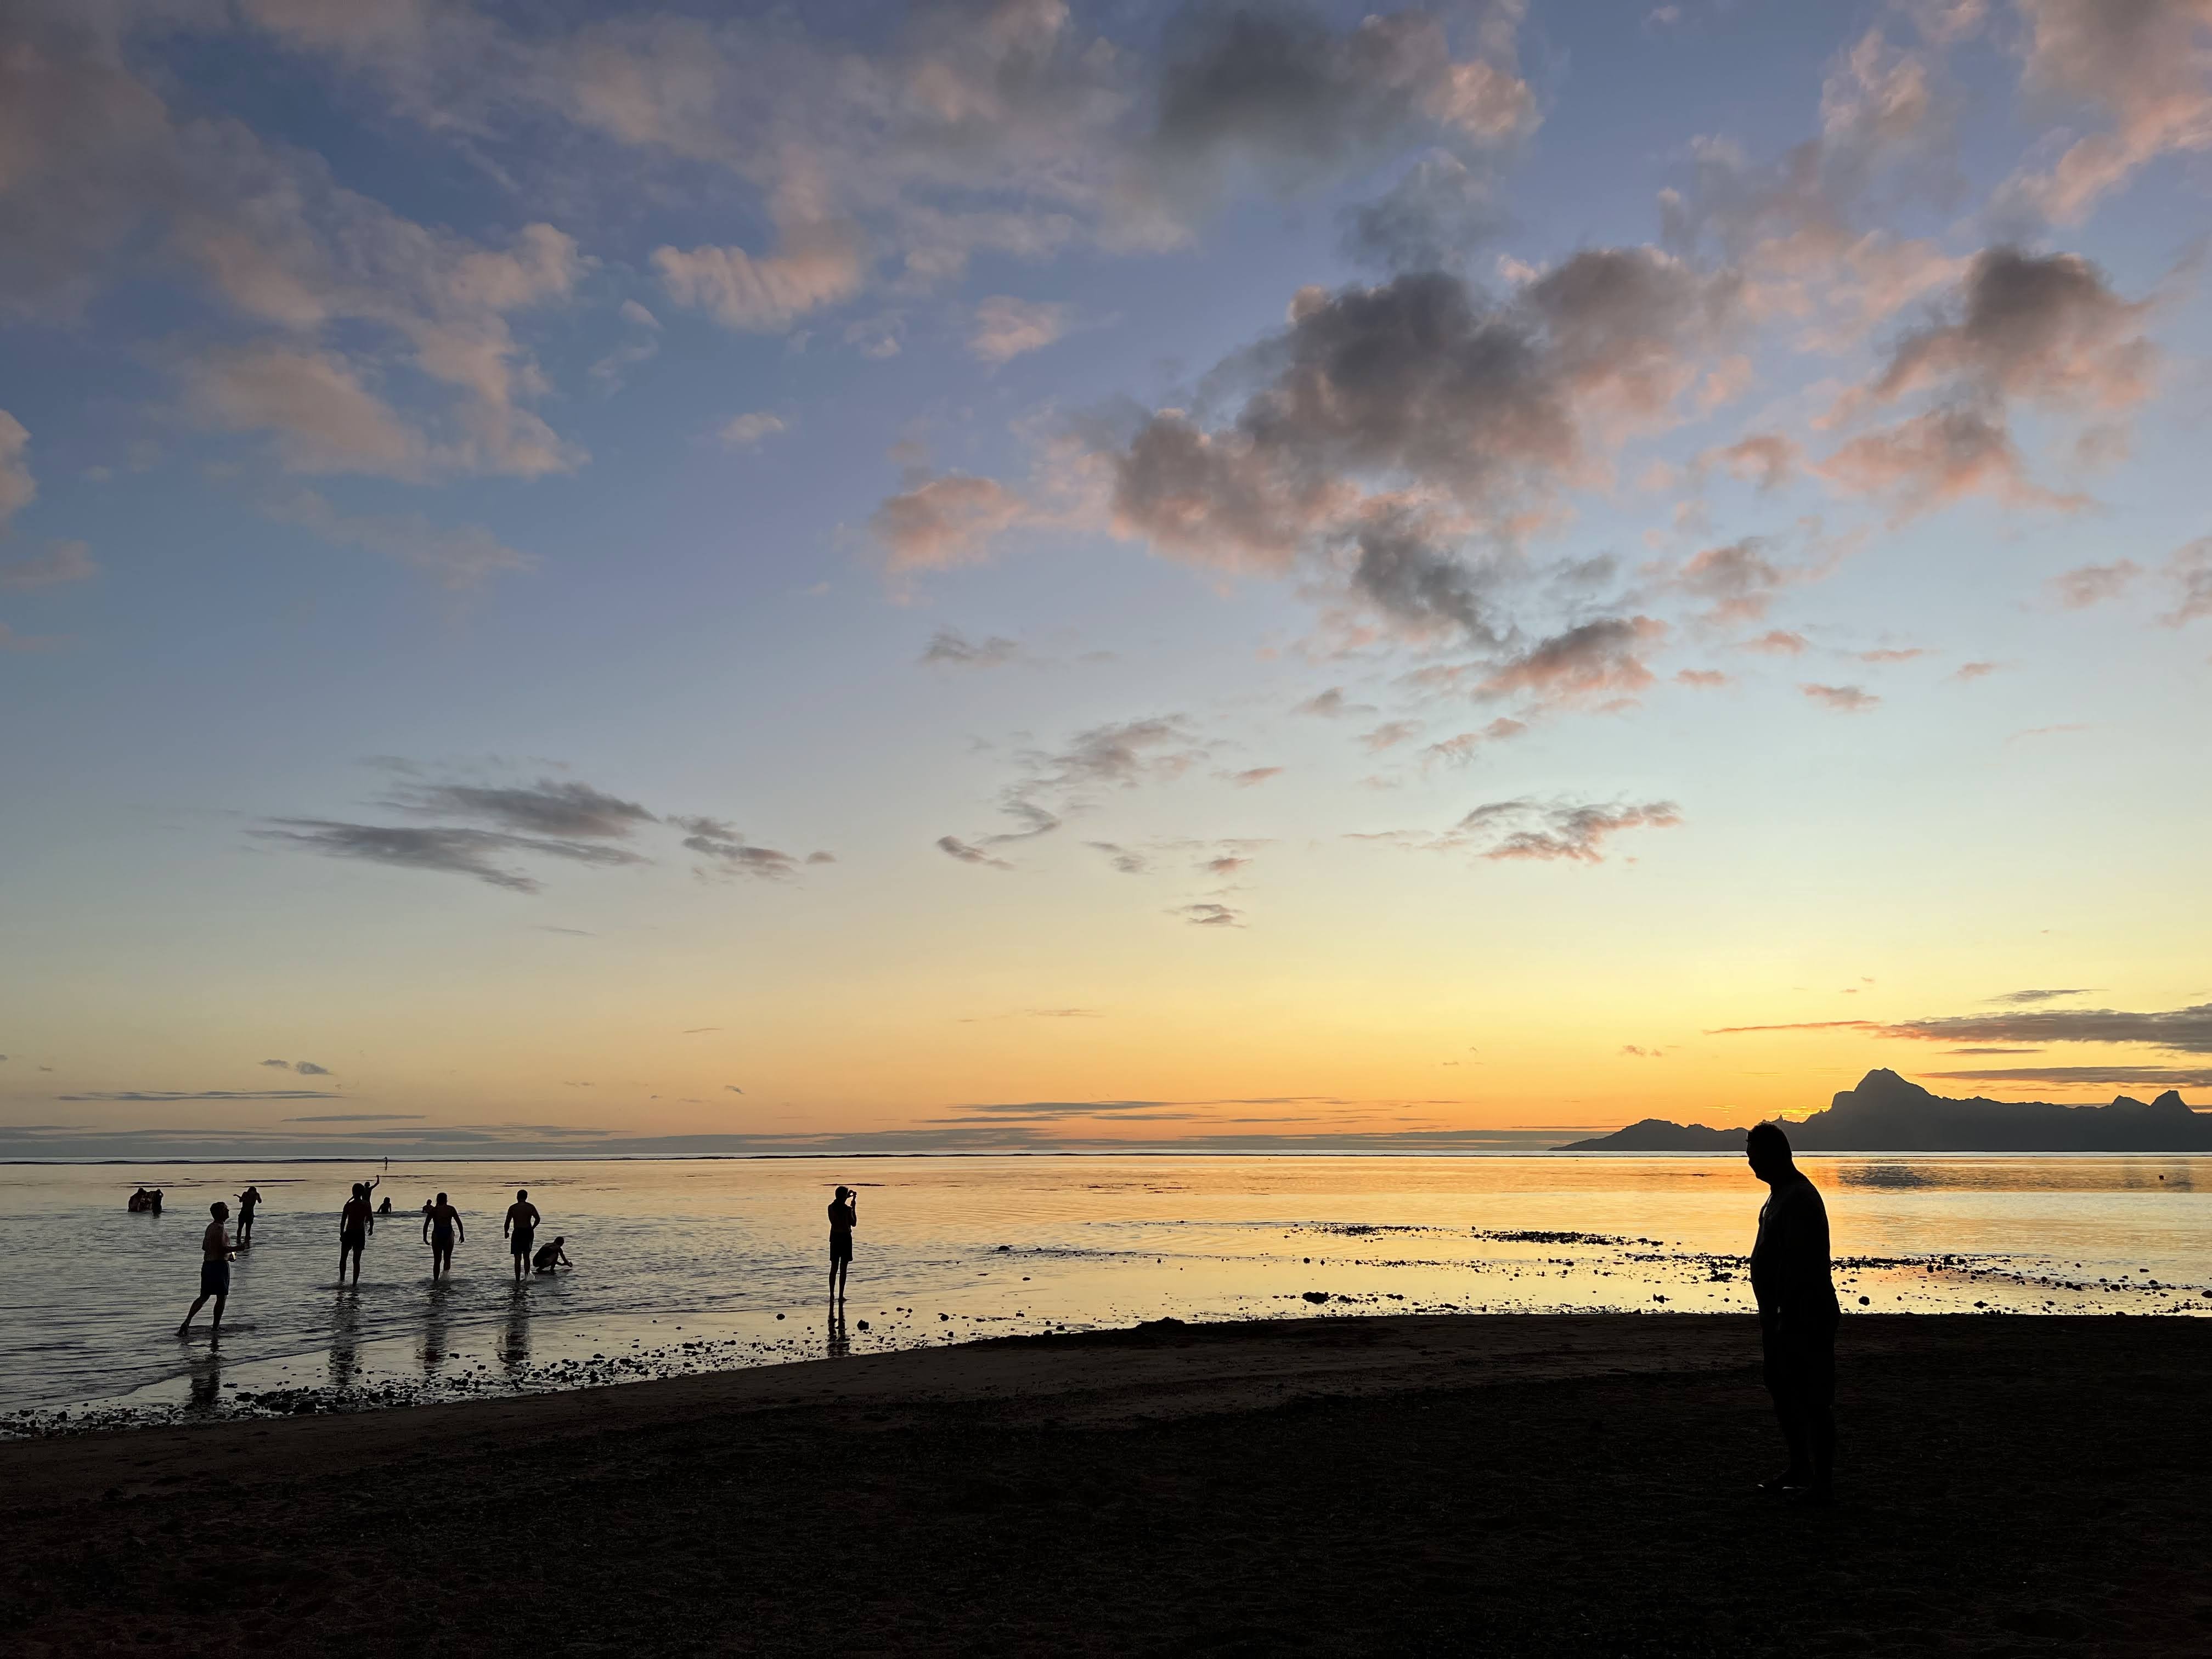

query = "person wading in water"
[235,1184,264,1246]
[338,1182,375,1286]
[504,1189,541,1283]
[423,1192,464,1279]
[178,1201,235,1338]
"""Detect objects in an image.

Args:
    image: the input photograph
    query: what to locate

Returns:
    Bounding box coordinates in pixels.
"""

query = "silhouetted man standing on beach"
[1747,1121,1839,1503]
[828,1186,856,1302]
[178,1201,234,1338]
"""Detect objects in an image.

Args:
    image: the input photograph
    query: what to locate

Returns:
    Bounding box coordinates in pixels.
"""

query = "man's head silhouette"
[1746,1121,1794,1183]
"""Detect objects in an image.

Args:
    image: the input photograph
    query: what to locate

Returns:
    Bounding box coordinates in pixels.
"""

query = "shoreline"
[5,1312,2208,1654]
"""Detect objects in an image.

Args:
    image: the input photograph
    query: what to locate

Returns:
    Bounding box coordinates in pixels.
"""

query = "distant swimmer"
[129,1186,152,1213]
[378,1195,393,1215]
[423,1193,464,1278]
[531,1237,572,1273]
[504,1189,541,1282]
[359,1174,381,1232]
[828,1186,857,1302]
[236,1185,264,1246]
[177,1201,234,1338]
[1747,1121,1841,1504]
[338,1182,375,1286]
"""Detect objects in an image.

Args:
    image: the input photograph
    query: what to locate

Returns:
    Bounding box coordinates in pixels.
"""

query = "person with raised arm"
[338,1182,374,1286]
[827,1186,857,1302]
[1746,1121,1841,1504]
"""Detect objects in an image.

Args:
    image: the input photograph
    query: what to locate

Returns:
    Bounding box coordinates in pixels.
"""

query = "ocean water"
[3,1154,2205,1433]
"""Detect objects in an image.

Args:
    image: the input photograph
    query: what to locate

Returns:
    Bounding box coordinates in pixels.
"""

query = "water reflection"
[825,1306,849,1359]
[498,1284,532,1374]
[329,1289,363,1390]
[185,1342,223,1409]
[420,1279,453,1378]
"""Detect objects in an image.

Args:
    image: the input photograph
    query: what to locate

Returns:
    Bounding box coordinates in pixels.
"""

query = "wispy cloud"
[921,628,1022,668]
[58,1089,343,1102]
[1711,1001,2212,1056]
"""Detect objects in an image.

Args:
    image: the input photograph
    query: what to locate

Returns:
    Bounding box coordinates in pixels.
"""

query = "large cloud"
[1996,0,2212,226]
[1817,247,2154,519]
[225,0,1537,297]
[1096,256,1737,633]
[0,13,585,480]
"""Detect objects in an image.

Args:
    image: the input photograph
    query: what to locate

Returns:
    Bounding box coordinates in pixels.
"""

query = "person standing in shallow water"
[504,1189,541,1282]
[178,1201,234,1338]
[338,1182,374,1286]
[235,1184,263,1245]
[827,1186,856,1302]
[1747,1121,1841,1503]
[423,1192,463,1279]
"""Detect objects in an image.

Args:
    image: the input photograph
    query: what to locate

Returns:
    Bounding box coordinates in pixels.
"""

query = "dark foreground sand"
[4,1313,2207,1657]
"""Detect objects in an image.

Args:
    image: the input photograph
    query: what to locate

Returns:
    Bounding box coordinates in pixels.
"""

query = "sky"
[2,0,2210,1159]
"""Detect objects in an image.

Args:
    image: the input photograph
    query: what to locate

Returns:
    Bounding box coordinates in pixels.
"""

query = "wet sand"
[3,1313,2207,1656]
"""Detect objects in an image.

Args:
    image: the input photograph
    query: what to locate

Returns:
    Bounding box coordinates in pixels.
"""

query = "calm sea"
[3,1154,2204,1432]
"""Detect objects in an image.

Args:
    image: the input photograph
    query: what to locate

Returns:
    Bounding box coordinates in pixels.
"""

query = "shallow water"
[3,1154,2205,1434]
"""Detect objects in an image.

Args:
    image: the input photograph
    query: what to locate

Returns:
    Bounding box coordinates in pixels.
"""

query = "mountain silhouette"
[1559,1069,2212,1152]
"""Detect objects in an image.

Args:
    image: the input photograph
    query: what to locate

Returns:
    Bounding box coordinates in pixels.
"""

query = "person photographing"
[827,1186,857,1302]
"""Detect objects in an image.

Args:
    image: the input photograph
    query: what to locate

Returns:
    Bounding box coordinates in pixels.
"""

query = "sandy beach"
[4,1312,2207,1656]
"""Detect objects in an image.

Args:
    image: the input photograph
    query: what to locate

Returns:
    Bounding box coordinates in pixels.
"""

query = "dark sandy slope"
[4,1314,2207,1657]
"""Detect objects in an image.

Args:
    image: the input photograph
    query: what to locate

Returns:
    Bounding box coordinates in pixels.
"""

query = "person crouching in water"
[422,1192,463,1279]
[531,1237,571,1273]
[827,1186,856,1302]
[1747,1121,1841,1503]
[178,1201,234,1337]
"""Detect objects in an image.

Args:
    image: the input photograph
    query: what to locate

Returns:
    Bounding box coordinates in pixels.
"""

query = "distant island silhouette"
[1560,1068,2212,1152]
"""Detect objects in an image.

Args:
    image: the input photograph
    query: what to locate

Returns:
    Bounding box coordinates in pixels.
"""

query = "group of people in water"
[159,1138,1835,1500]
[170,1177,590,1339]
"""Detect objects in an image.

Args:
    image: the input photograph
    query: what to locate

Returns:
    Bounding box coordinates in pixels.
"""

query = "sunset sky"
[3,0,2209,1158]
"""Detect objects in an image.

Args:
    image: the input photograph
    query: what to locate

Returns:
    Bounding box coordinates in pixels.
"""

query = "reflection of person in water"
[422,1193,464,1279]
[828,1186,857,1302]
[236,1185,264,1245]
[1747,1121,1841,1503]
[329,1282,363,1390]
[531,1237,571,1273]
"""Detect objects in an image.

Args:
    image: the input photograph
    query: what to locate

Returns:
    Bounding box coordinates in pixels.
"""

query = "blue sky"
[3,0,2210,1157]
